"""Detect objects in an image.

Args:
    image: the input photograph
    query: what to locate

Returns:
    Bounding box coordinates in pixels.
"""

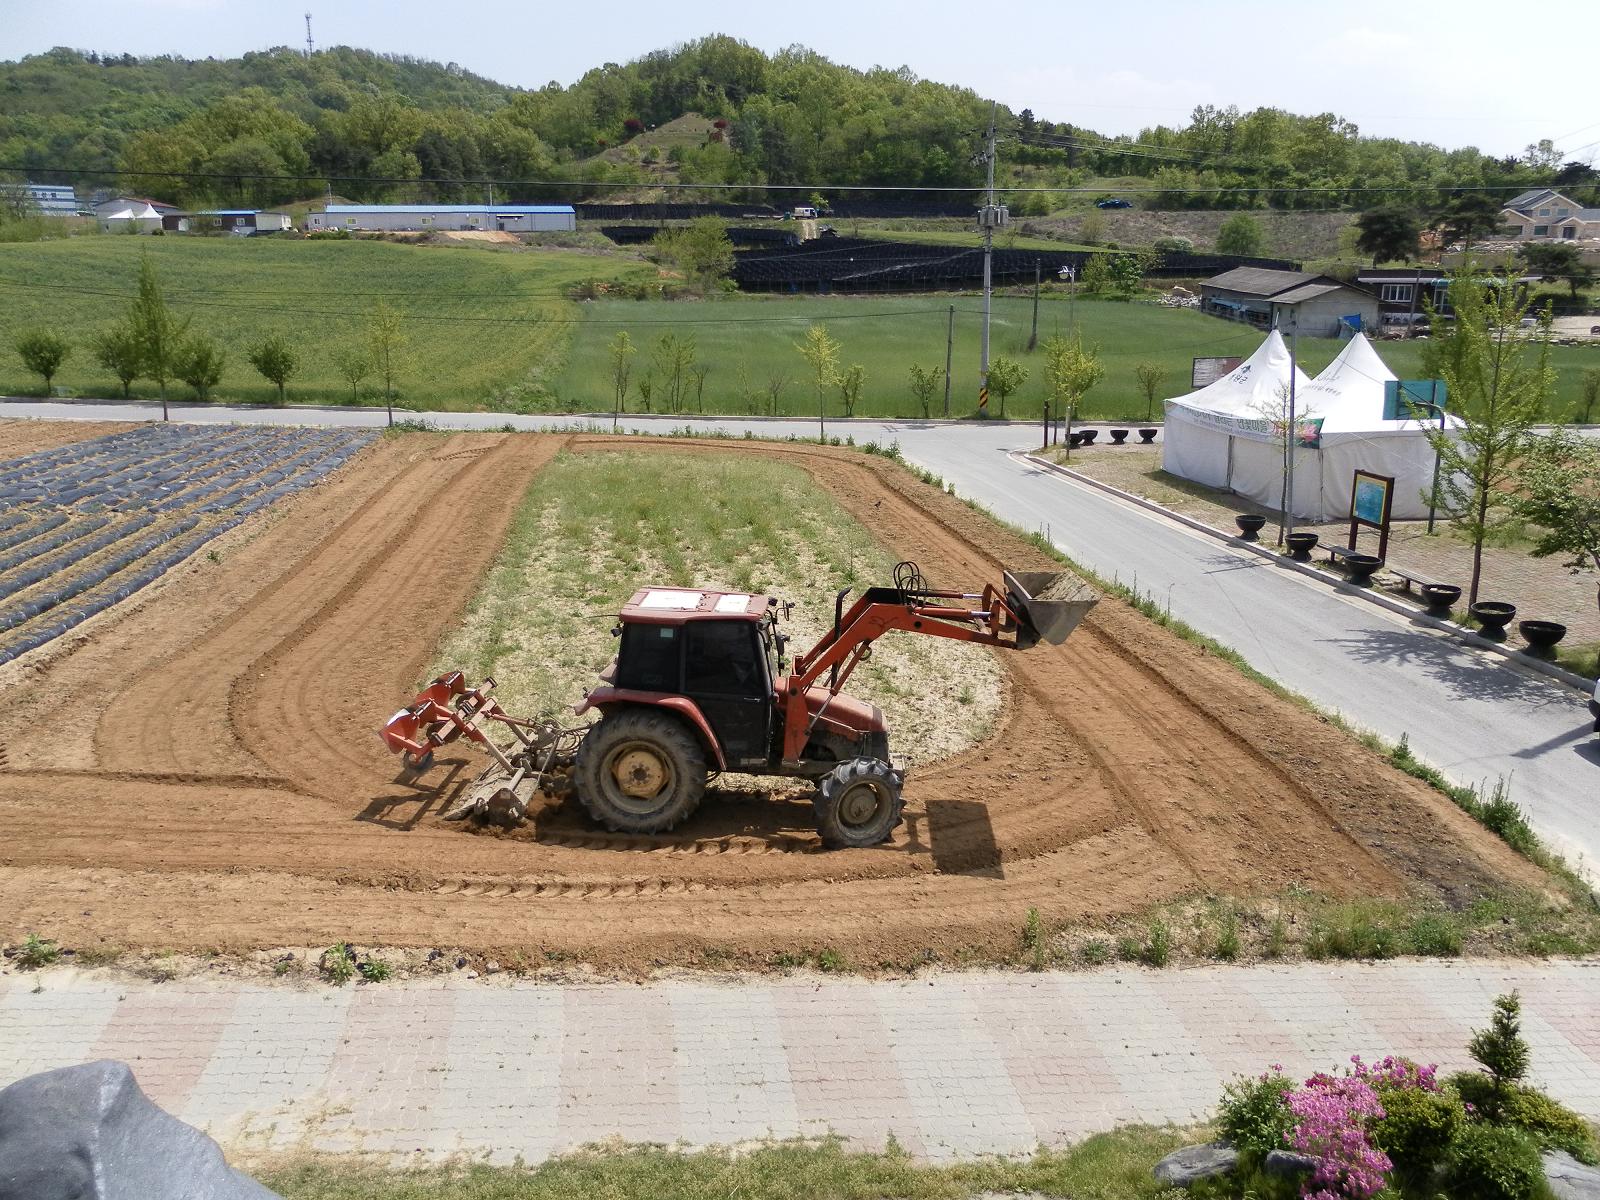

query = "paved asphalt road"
[5,399,1596,873]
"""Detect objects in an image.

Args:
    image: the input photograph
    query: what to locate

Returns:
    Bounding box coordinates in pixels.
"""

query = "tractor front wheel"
[575,708,707,834]
[813,758,904,849]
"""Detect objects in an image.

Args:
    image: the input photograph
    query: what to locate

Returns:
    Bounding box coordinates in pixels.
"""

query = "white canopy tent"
[1161,331,1458,521]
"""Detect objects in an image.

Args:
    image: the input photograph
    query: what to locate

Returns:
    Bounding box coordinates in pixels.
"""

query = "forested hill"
[0,37,1569,212]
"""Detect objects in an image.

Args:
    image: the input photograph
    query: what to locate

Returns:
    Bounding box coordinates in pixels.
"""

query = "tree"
[1467,992,1530,1121]
[1432,191,1503,252]
[1421,262,1554,605]
[1580,368,1600,424]
[835,363,865,418]
[246,334,298,404]
[1078,253,1114,294]
[1043,331,1104,458]
[1520,241,1594,302]
[763,369,790,417]
[654,217,735,293]
[127,255,188,420]
[1134,361,1168,422]
[795,323,840,439]
[987,357,1026,419]
[607,331,635,422]
[173,331,224,401]
[1215,213,1264,257]
[334,346,372,406]
[13,329,70,395]
[635,374,654,412]
[1354,206,1421,265]
[689,364,710,412]
[91,322,143,398]
[1514,429,1600,624]
[908,363,943,418]
[368,302,408,426]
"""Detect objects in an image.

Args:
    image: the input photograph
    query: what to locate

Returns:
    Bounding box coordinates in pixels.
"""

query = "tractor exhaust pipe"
[1003,568,1099,647]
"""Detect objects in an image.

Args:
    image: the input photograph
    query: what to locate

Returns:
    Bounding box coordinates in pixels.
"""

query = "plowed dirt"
[0,419,139,457]
[0,430,1542,970]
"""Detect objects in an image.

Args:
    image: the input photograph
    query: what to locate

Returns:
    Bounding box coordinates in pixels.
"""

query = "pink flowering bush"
[1286,1063,1393,1200]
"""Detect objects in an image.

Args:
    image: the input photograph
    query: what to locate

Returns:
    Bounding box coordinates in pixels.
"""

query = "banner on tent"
[1172,405,1324,449]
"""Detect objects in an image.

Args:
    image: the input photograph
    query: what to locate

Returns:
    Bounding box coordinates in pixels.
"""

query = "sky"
[4,0,1598,161]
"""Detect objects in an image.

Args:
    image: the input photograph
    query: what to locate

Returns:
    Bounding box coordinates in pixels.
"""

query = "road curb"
[1021,452,1594,697]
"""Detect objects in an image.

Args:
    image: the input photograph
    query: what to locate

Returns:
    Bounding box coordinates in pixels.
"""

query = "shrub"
[320,942,357,985]
[1286,1070,1392,1199]
[358,957,392,983]
[1372,1082,1465,1182]
[1451,1073,1600,1163]
[1468,992,1531,1118]
[1442,1124,1549,1200]
[1218,1068,1294,1160]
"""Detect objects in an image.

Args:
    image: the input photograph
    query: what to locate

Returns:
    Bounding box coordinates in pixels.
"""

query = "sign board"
[1191,356,1244,389]
[1382,379,1448,421]
[1348,469,1396,562]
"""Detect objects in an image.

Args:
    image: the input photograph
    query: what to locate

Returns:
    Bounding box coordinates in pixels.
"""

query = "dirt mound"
[0,430,1540,969]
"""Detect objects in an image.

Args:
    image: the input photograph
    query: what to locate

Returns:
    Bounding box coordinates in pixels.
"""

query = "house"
[305,204,577,233]
[160,210,293,234]
[1497,188,1600,242]
[1355,267,1541,327]
[1198,267,1380,338]
[95,197,178,234]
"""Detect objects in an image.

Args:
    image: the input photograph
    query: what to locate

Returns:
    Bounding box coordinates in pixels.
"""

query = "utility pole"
[943,304,954,418]
[978,102,999,414]
[1279,316,1299,546]
[1028,259,1040,351]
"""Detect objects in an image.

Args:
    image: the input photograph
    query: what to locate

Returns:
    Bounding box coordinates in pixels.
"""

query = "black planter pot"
[1235,513,1268,541]
[1110,428,1129,445]
[1067,431,1085,447]
[1470,601,1517,640]
[1138,428,1159,444]
[1518,619,1567,652]
[1342,552,1383,583]
[1080,428,1099,445]
[1419,583,1462,612]
[1285,532,1319,561]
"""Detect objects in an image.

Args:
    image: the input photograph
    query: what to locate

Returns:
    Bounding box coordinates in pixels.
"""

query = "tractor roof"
[620,587,771,625]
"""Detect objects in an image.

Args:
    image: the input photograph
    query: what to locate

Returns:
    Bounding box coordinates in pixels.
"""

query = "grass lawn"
[256,1128,1195,1200]
[0,235,655,411]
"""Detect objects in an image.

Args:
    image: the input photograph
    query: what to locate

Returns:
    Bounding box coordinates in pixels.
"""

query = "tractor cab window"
[685,620,765,698]
[617,623,680,692]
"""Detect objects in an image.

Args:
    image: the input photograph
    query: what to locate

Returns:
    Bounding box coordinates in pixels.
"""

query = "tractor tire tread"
[813,757,904,849]
[574,707,707,834]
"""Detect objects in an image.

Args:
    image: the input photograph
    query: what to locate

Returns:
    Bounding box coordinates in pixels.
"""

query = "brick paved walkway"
[1064,445,1600,650]
[3,962,1597,1164]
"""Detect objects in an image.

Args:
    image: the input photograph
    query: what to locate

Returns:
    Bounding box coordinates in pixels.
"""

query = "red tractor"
[381,563,1096,847]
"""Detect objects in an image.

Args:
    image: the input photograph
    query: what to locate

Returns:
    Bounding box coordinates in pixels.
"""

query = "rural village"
[1,11,1599,1200]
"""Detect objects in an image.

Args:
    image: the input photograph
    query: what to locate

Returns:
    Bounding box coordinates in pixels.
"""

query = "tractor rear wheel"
[575,708,707,834]
[813,758,904,848]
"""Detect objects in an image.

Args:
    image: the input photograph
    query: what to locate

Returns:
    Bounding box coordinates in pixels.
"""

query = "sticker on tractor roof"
[715,594,752,613]
[640,589,702,609]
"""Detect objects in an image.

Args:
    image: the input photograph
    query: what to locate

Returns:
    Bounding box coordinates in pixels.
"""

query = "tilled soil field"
[0,429,1541,970]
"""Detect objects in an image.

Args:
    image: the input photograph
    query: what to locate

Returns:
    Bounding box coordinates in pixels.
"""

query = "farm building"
[307,204,576,233]
[1199,267,1379,337]
[94,197,179,234]
[1,182,80,215]
[160,210,292,234]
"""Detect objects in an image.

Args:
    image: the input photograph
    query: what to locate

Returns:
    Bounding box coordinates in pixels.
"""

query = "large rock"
[0,1060,280,1200]
[1544,1151,1600,1200]
[1263,1149,1318,1177]
[1153,1142,1238,1187]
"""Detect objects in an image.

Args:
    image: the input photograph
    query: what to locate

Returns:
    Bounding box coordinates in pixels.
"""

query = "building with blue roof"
[306,203,576,233]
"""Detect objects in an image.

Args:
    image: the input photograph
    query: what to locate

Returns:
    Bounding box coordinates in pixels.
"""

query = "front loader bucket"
[1004,568,1100,647]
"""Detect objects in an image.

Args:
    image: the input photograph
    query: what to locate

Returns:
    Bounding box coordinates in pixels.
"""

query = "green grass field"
[2,237,1593,419]
[556,294,1600,422]
[0,236,655,410]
